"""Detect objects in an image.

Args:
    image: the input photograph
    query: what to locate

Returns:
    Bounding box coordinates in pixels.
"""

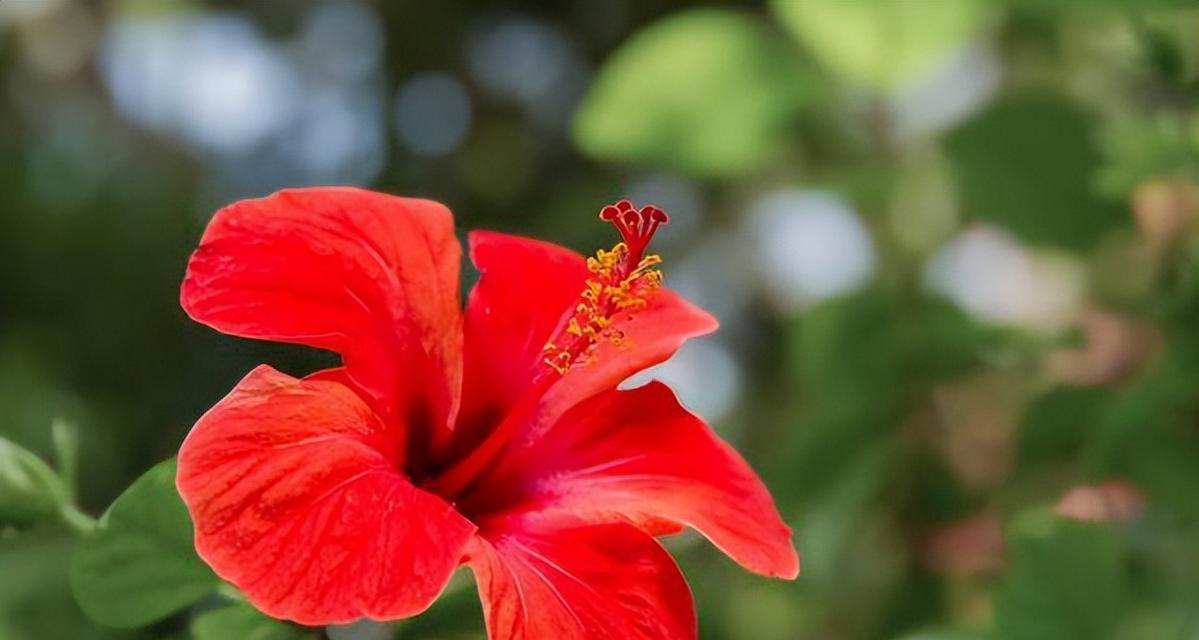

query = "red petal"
[533,289,718,433]
[181,187,463,453]
[177,366,476,625]
[469,382,798,579]
[457,231,590,451]
[457,231,717,451]
[467,520,696,640]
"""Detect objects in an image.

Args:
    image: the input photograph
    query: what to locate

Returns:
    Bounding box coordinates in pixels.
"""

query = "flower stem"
[59,504,97,534]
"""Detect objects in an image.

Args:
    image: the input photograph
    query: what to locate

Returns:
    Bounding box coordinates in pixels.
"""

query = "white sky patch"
[891,42,1002,142]
[295,1,383,82]
[925,226,1086,332]
[621,339,743,425]
[747,190,877,313]
[623,174,704,249]
[466,16,589,133]
[393,72,472,157]
[100,12,300,154]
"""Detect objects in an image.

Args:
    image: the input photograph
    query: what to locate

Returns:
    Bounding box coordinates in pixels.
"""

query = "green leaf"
[1011,0,1198,11]
[70,458,218,628]
[996,510,1124,640]
[0,436,67,528]
[392,569,486,638]
[944,95,1126,251]
[898,629,996,640]
[1096,114,1199,198]
[771,0,990,89]
[573,9,818,177]
[192,601,315,640]
[896,297,1001,383]
[0,534,129,640]
[1071,319,1199,523]
[778,293,900,502]
[1016,387,1110,473]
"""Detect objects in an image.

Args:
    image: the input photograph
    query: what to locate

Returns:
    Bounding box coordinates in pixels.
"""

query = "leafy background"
[1,0,1197,638]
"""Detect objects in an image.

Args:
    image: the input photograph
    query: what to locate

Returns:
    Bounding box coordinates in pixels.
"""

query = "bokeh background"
[1,0,1197,638]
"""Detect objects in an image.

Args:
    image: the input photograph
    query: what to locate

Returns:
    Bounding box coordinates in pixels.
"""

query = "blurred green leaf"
[1084,318,1199,522]
[0,534,138,640]
[70,458,217,628]
[0,340,135,509]
[898,629,996,640]
[896,298,1002,383]
[778,293,899,502]
[1012,0,1199,11]
[904,449,974,523]
[723,581,807,640]
[1113,606,1196,640]
[794,292,900,407]
[779,292,999,504]
[573,9,817,176]
[792,444,895,588]
[0,436,67,528]
[1016,387,1110,473]
[996,510,1123,640]
[394,570,486,638]
[945,95,1126,251]
[771,0,990,89]
[192,601,314,640]
[1096,114,1199,197]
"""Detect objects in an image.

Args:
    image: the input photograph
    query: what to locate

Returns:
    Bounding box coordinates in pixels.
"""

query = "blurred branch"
[59,503,96,534]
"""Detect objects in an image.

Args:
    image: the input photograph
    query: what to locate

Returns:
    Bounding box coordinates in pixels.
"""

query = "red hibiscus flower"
[176,187,798,638]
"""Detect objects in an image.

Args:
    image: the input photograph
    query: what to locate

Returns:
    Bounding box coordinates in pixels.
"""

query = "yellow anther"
[541,202,668,375]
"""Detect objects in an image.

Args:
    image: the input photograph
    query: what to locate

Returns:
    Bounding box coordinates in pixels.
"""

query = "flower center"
[542,200,668,375]
[429,201,668,501]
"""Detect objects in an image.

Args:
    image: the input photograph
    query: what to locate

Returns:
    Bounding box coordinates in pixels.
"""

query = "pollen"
[543,200,668,375]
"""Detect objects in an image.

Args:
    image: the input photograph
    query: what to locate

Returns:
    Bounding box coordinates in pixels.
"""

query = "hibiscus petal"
[457,231,590,450]
[177,366,476,625]
[181,187,463,449]
[467,520,696,640]
[472,381,798,579]
[458,231,717,450]
[532,289,718,436]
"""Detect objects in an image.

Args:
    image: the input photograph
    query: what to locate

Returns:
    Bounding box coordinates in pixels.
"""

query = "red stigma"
[599,200,669,265]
